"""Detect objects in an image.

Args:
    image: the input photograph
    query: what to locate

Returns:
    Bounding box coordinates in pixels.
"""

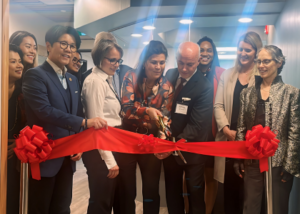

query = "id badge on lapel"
[175,97,191,115]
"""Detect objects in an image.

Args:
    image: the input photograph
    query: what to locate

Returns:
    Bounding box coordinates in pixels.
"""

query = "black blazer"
[165,68,213,165]
[22,61,83,177]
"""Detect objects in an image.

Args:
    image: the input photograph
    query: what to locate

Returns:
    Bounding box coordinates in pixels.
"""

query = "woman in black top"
[7,44,25,214]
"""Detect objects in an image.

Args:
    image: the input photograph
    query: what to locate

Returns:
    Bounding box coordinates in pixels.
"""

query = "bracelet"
[84,118,88,130]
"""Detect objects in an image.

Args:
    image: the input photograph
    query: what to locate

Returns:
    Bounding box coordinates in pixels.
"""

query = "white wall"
[274,0,300,213]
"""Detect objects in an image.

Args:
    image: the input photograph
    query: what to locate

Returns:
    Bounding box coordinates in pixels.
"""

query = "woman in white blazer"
[213,32,262,214]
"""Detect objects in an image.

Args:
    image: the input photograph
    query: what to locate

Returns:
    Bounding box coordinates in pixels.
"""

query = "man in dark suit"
[163,42,213,214]
[22,25,107,214]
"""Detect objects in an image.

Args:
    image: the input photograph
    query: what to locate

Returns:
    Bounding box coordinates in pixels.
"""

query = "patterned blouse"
[121,71,174,139]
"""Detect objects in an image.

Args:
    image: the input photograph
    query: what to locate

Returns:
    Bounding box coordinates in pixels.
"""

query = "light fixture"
[218,55,237,60]
[143,42,149,45]
[61,10,66,12]
[238,18,253,23]
[131,34,142,37]
[179,19,193,24]
[143,26,155,30]
[216,47,237,52]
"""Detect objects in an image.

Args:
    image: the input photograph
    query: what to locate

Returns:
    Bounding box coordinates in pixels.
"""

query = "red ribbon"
[14,125,279,180]
[14,125,55,180]
[245,125,280,172]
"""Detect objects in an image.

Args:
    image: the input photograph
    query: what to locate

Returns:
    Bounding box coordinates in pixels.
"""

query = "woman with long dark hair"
[119,40,173,214]
[196,36,225,214]
[7,44,25,214]
[10,31,38,73]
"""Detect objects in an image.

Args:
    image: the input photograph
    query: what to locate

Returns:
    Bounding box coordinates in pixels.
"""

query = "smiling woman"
[9,31,38,73]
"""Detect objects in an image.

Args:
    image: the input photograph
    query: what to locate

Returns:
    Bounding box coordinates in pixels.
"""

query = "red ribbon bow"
[138,134,158,153]
[245,125,280,172]
[14,125,55,180]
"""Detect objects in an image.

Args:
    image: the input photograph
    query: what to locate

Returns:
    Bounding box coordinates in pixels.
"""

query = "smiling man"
[22,25,107,214]
[163,42,213,214]
[66,50,83,87]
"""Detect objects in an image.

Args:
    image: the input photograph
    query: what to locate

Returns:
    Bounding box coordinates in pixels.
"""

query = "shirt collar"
[46,58,67,76]
[93,66,113,81]
[178,69,198,82]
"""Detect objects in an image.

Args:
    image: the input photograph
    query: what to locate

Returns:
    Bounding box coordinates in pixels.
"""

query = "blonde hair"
[232,31,263,78]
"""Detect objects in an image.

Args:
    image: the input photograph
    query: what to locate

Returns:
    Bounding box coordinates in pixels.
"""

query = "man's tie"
[174,77,186,100]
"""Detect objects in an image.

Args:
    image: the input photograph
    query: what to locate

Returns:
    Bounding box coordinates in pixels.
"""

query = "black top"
[254,89,269,127]
[230,79,248,131]
[8,85,23,143]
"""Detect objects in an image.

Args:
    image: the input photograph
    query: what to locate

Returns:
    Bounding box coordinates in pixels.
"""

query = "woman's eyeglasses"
[255,59,274,66]
[72,57,84,66]
[104,57,123,65]
[56,41,77,53]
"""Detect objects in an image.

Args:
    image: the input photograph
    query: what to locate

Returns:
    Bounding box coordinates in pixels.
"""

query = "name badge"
[175,103,188,115]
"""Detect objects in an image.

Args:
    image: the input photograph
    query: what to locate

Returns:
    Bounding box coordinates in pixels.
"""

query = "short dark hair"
[9,43,23,63]
[91,39,123,67]
[45,25,81,49]
[136,40,168,92]
[75,50,82,58]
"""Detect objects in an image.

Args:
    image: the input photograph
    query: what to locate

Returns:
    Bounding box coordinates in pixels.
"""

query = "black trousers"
[28,157,73,214]
[243,164,294,214]
[115,153,161,214]
[7,154,20,214]
[163,155,206,214]
[82,150,117,214]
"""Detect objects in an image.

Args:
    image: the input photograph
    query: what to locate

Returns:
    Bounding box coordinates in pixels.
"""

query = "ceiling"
[9,0,287,49]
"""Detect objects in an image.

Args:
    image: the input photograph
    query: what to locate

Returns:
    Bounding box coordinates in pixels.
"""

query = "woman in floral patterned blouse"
[117,40,173,214]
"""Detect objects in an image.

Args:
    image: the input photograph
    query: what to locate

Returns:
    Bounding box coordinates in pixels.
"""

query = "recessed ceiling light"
[143,26,155,30]
[238,18,253,23]
[61,10,66,12]
[179,19,193,24]
[143,42,149,45]
[131,34,142,37]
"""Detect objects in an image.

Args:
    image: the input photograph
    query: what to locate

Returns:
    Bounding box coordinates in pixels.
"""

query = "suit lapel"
[43,61,70,112]
[65,72,78,115]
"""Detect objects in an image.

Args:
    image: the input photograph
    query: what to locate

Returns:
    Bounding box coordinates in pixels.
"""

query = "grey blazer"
[236,75,300,178]
[213,68,255,183]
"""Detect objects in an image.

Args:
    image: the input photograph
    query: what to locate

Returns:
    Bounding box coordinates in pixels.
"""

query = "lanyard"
[106,80,123,117]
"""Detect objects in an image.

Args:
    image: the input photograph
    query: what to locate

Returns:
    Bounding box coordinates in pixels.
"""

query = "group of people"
[6,24,300,214]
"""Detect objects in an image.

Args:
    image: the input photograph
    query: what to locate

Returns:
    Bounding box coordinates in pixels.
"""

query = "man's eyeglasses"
[72,57,84,66]
[56,41,77,53]
[255,59,274,66]
[104,57,123,65]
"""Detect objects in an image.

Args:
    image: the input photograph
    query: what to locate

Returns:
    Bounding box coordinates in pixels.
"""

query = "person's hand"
[281,168,293,183]
[223,126,237,141]
[146,107,163,121]
[107,165,119,179]
[155,152,172,160]
[233,159,244,178]
[70,153,82,161]
[7,141,16,160]
[85,117,108,130]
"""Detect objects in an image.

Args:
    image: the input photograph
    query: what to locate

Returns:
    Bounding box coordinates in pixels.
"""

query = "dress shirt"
[175,69,198,89]
[46,58,68,89]
[81,66,121,169]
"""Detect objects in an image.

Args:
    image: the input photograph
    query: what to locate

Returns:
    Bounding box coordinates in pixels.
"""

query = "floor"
[70,159,168,214]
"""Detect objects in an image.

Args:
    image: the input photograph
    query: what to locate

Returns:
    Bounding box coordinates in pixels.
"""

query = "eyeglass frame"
[72,57,84,66]
[254,59,275,66]
[56,41,77,53]
[104,57,123,65]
